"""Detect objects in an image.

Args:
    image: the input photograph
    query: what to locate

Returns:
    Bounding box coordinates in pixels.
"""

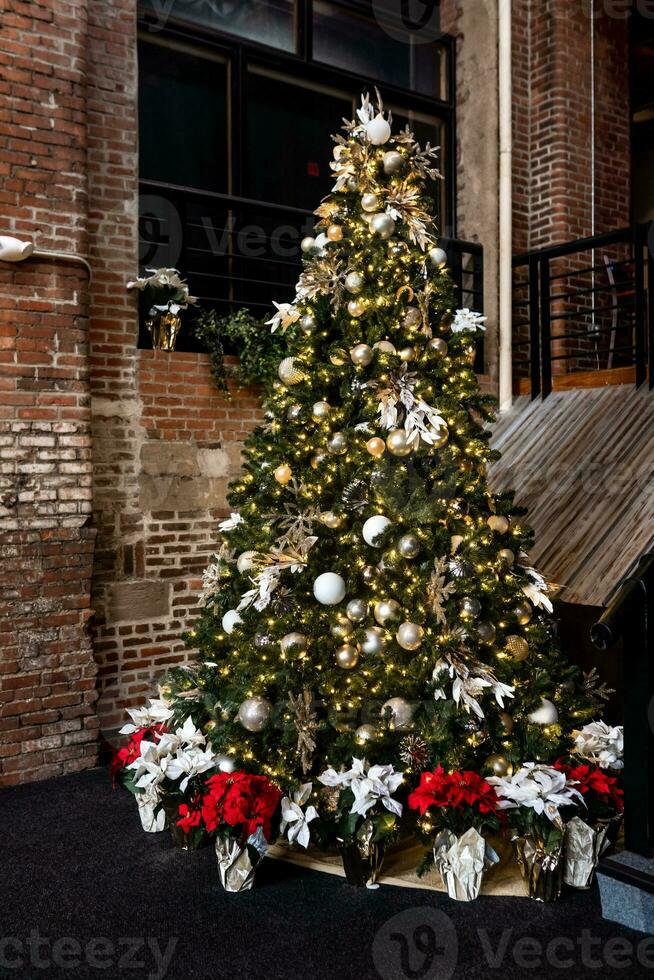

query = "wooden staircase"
[489,385,654,606]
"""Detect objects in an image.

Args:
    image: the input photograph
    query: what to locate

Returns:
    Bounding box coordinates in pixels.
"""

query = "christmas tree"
[164,93,605,789]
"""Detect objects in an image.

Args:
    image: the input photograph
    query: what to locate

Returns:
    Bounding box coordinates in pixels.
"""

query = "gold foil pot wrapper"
[337,819,387,888]
[512,834,563,903]
[433,828,500,902]
[215,827,268,892]
[136,791,167,833]
[146,312,182,351]
[563,816,609,889]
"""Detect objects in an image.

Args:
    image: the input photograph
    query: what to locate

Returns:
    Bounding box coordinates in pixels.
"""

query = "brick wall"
[0,0,98,785]
[92,353,262,729]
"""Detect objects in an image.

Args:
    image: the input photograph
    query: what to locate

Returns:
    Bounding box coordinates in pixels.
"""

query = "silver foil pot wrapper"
[337,819,387,888]
[215,827,268,892]
[512,834,563,903]
[136,791,167,833]
[563,816,609,889]
[433,828,499,902]
[597,812,623,856]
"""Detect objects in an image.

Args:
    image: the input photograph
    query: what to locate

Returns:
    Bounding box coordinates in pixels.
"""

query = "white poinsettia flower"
[119,698,173,735]
[128,741,169,789]
[265,301,300,334]
[573,720,624,770]
[520,566,554,613]
[350,762,404,818]
[166,746,218,793]
[488,763,584,826]
[280,783,318,849]
[451,308,487,334]
[219,512,243,532]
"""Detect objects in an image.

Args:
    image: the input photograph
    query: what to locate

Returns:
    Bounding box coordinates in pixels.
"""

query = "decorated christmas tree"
[163,92,607,793]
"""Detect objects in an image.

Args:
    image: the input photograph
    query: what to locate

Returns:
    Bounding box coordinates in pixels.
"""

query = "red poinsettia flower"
[408,766,501,820]
[177,801,203,834]
[110,725,166,784]
[201,771,282,841]
[554,761,624,812]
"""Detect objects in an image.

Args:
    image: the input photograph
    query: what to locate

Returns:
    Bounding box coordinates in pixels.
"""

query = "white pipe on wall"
[498,0,513,413]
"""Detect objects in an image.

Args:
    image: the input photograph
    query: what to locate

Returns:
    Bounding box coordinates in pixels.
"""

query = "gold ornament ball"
[361,192,379,212]
[280,632,308,656]
[310,452,327,469]
[327,223,343,241]
[322,511,343,529]
[513,601,533,625]
[274,463,292,485]
[432,425,449,448]
[205,720,217,732]
[350,343,373,366]
[505,634,530,661]
[500,712,514,734]
[347,298,366,318]
[399,346,416,362]
[386,428,413,457]
[330,348,348,366]
[355,723,377,744]
[366,437,386,458]
[485,753,513,778]
[382,150,404,175]
[498,548,515,567]
[335,644,359,669]
[488,515,510,533]
[396,622,424,651]
[345,271,364,294]
[373,339,396,354]
[374,599,401,626]
[403,307,422,328]
[331,614,354,639]
[427,337,448,358]
[312,400,331,420]
[362,565,379,585]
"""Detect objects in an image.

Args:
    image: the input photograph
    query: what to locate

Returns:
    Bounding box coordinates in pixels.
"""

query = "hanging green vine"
[192,308,292,396]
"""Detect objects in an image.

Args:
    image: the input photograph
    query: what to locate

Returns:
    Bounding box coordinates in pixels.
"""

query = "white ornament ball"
[314,232,329,251]
[362,514,391,547]
[238,696,273,732]
[301,236,316,253]
[396,622,424,651]
[382,697,414,731]
[236,551,257,574]
[217,754,235,773]
[488,514,510,533]
[222,609,243,634]
[370,212,396,239]
[528,699,559,726]
[428,246,448,269]
[313,572,346,605]
[373,340,396,354]
[365,113,392,145]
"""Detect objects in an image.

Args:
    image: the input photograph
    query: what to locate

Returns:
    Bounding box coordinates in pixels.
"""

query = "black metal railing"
[513,223,654,398]
[138,179,484,359]
[591,553,654,858]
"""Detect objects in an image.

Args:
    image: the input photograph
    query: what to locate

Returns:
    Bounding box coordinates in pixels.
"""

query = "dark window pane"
[139,40,229,193]
[312,1,445,100]
[245,69,352,210]
[139,0,296,53]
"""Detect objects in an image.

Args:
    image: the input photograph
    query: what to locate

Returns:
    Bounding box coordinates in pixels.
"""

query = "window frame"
[137,0,457,234]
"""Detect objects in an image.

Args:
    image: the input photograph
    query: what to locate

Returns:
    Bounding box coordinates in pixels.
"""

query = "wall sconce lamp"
[0,236,92,280]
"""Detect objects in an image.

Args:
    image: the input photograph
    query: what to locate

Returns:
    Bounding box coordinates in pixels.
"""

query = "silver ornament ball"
[331,614,354,639]
[280,632,308,656]
[382,150,404,175]
[477,621,497,644]
[350,343,373,366]
[361,626,388,655]
[238,697,273,733]
[346,598,368,622]
[286,404,303,422]
[397,533,420,559]
[335,644,359,669]
[312,400,331,420]
[355,723,377,744]
[428,246,448,269]
[370,212,396,239]
[345,271,364,294]
[327,431,347,455]
[381,697,414,731]
[396,622,424,651]
[460,596,482,619]
[300,313,317,334]
[361,192,379,213]
[374,599,401,626]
